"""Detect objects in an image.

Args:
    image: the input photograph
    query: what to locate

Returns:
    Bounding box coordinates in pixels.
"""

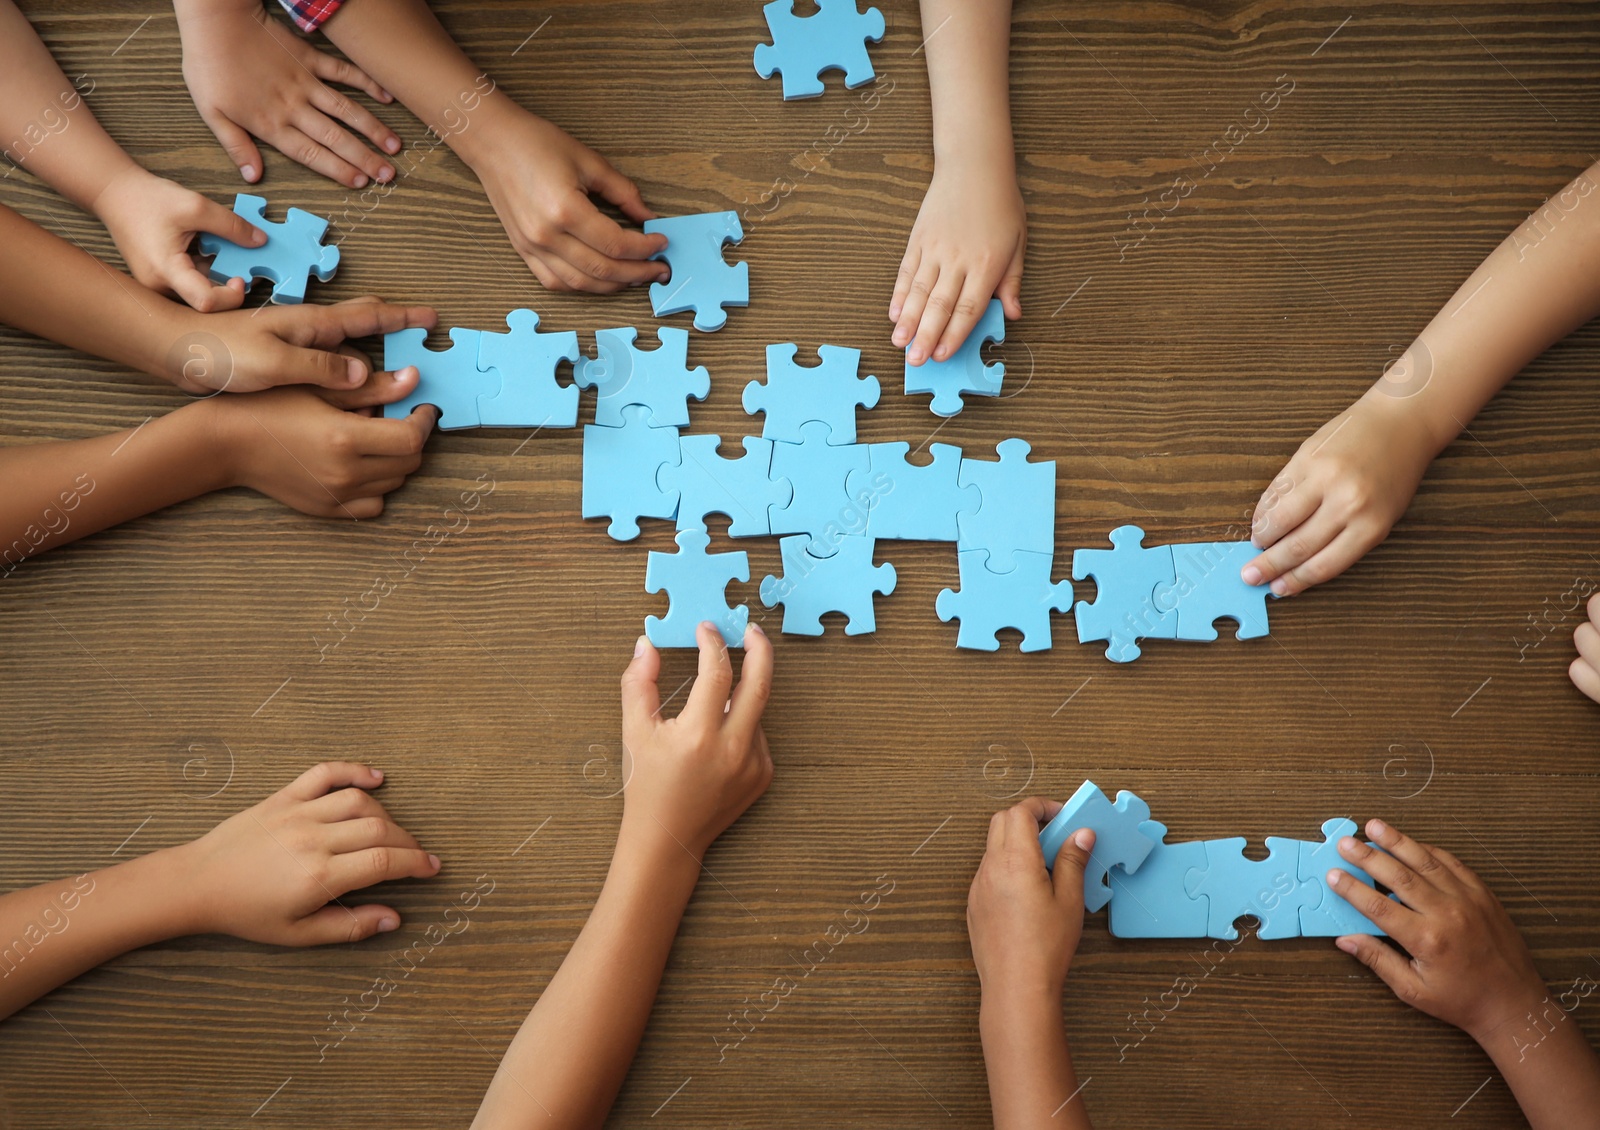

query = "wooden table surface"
[2,2,1597,1127]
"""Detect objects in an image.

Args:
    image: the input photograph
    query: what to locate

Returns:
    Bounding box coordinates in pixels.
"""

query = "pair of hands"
[968,802,1548,1042]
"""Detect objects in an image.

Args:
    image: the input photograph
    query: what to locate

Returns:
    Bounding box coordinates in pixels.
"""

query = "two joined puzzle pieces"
[1037,782,1388,940]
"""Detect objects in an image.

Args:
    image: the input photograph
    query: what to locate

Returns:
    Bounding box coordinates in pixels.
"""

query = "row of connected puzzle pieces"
[1037,782,1389,940]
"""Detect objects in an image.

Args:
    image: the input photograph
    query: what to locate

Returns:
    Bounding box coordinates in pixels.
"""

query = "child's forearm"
[920,0,1014,165]
[0,0,142,216]
[0,848,198,1020]
[471,821,700,1129]
[1474,994,1600,1130]
[0,402,230,576]
[1379,160,1600,453]
[321,0,517,171]
[979,984,1093,1130]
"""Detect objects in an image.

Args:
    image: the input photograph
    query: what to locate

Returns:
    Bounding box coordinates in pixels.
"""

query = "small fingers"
[906,267,962,366]
[680,622,736,729]
[1361,819,1451,887]
[620,634,664,732]
[1325,861,1414,934]
[1270,525,1378,597]
[1570,654,1600,705]
[1240,505,1341,592]
[1050,827,1096,911]
[324,298,438,341]
[329,846,442,893]
[931,275,993,364]
[288,903,403,946]
[301,97,396,184]
[280,122,370,190]
[285,762,384,802]
[319,365,420,410]
[324,815,424,856]
[281,343,367,390]
[582,157,659,225]
[1334,934,1419,1001]
[724,622,774,748]
[309,48,397,109]
[996,250,1024,319]
[889,246,921,324]
[201,110,265,184]
[303,785,387,823]
[893,259,941,355]
[168,255,246,313]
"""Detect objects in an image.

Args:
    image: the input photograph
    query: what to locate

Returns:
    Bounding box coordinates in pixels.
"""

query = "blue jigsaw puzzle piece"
[581,405,681,541]
[198,193,339,305]
[1297,818,1389,937]
[1072,526,1179,663]
[742,343,879,445]
[759,534,896,635]
[645,529,749,648]
[846,442,979,541]
[768,421,870,557]
[903,298,1004,416]
[475,309,580,429]
[955,438,1056,572]
[659,435,792,538]
[1108,821,1212,938]
[753,0,884,100]
[644,212,749,332]
[1183,837,1313,941]
[1037,781,1158,913]
[936,549,1073,652]
[383,327,496,430]
[1165,540,1276,642]
[574,326,709,428]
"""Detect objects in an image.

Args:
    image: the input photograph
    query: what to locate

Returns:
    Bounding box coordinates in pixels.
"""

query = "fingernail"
[1368,818,1388,836]
[378,166,394,182]
[428,854,441,871]
[1335,936,1357,954]
[378,915,398,932]
[370,768,383,781]
[347,359,365,385]
[1269,579,1288,596]
[385,137,401,154]
[1241,565,1262,585]
[1072,828,1094,849]
[634,634,648,657]
[353,174,369,189]
[1326,868,1344,886]
[749,621,766,638]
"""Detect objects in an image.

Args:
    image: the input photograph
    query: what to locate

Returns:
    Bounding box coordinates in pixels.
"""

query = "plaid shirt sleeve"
[275,0,344,33]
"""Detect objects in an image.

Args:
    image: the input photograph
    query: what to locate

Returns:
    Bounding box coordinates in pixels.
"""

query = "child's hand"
[207,365,435,518]
[161,296,436,394]
[171,762,441,945]
[174,0,400,189]
[94,167,263,312]
[467,107,667,294]
[1244,392,1438,596]
[891,164,1025,366]
[967,799,1094,996]
[1328,820,1547,1040]
[1570,593,1600,704]
[616,623,774,860]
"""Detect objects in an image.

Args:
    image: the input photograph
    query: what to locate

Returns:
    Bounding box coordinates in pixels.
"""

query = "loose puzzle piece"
[660,435,792,538]
[645,529,749,648]
[846,442,979,541]
[581,405,681,541]
[1108,821,1211,939]
[1297,818,1388,937]
[759,534,896,635]
[753,0,885,100]
[1183,837,1313,941]
[574,327,709,429]
[1072,526,1179,663]
[742,344,880,445]
[383,327,496,430]
[768,421,870,557]
[903,298,1005,416]
[198,193,339,304]
[1166,540,1274,641]
[475,309,581,429]
[644,212,749,332]
[936,549,1073,652]
[1037,782,1157,912]
[955,438,1056,572]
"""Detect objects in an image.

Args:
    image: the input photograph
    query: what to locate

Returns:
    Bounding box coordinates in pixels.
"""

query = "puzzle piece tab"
[644,212,749,332]
[660,435,792,538]
[198,193,339,305]
[759,534,896,635]
[903,298,1004,416]
[936,549,1073,652]
[1183,837,1312,941]
[1072,526,1179,663]
[743,343,879,445]
[955,438,1056,572]
[574,327,709,429]
[1297,818,1389,937]
[753,0,885,100]
[768,421,870,557]
[1037,782,1157,912]
[1166,540,1274,641]
[1108,821,1211,938]
[846,442,979,541]
[476,309,581,428]
[645,529,749,648]
[383,327,496,430]
[581,405,681,541]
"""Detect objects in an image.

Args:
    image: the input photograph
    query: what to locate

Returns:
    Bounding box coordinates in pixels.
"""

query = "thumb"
[319,363,419,409]
[619,635,662,732]
[290,903,401,946]
[1050,827,1096,912]
[1337,934,1417,1001]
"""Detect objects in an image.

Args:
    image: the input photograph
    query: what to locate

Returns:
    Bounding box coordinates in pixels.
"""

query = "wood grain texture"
[2,2,1598,1127]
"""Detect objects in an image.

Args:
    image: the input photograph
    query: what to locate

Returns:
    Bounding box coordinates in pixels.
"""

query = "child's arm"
[0,761,440,1021]
[0,0,266,310]
[891,0,1023,366]
[1572,594,1600,704]
[1245,159,1600,596]
[0,203,435,393]
[0,370,434,574]
[172,0,401,190]
[472,624,775,1129]
[318,0,669,295]
[1329,821,1600,1129]
[966,799,1096,1130]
